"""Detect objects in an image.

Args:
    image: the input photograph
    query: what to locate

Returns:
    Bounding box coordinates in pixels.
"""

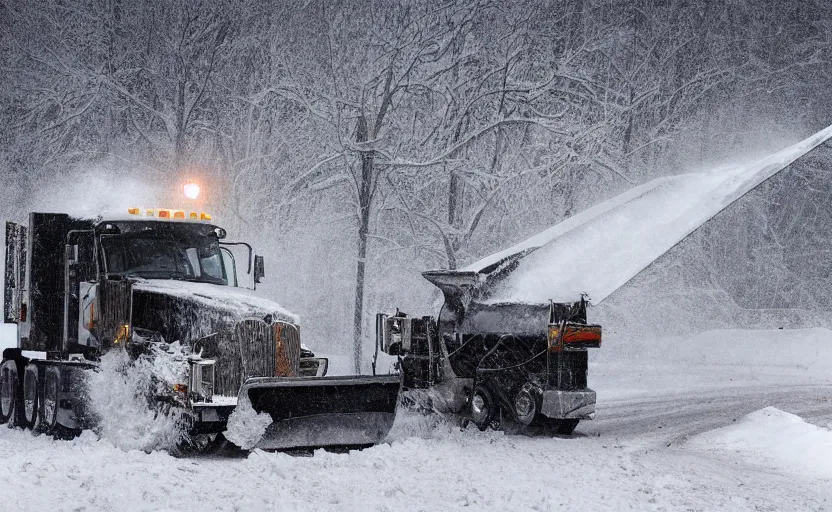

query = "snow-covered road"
[1,329,831,511]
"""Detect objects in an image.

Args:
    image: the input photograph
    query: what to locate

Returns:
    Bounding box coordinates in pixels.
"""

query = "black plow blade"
[240,374,401,450]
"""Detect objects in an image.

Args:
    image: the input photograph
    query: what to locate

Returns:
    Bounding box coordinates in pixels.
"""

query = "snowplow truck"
[376,270,601,434]
[0,211,400,450]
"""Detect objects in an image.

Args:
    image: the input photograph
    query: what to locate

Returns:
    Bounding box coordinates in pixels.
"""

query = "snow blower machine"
[375,270,601,434]
[0,209,400,450]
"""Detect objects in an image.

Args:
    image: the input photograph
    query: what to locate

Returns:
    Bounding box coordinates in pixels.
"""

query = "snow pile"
[466,124,832,304]
[385,407,462,442]
[86,346,190,452]
[223,394,272,449]
[690,407,832,481]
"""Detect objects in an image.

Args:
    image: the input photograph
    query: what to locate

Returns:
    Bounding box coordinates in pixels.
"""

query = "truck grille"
[237,319,275,381]
[211,319,302,397]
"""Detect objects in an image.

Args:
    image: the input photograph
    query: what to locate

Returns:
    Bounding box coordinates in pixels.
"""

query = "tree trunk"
[175,79,186,172]
[353,114,374,374]
[447,166,459,269]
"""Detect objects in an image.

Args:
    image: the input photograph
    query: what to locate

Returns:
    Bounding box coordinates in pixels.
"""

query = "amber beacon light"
[183,182,200,200]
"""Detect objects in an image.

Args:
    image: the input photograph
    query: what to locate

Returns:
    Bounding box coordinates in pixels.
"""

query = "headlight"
[189,359,215,403]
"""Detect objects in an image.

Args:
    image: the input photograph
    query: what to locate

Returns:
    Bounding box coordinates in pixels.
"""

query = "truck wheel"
[0,361,15,424]
[513,384,538,426]
[41,368,60,433]
[23,365,40,430]
[470,385,496,431]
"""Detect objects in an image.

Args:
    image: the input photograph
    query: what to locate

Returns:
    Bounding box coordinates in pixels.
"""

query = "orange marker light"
[127,207,139,215]
[173,210,185,219]
[200,212,212,221]
[158,210,170,218]
[189,212,198,219]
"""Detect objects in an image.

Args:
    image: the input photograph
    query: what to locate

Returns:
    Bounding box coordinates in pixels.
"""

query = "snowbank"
[690,407,832,482]
[468,124,832,304]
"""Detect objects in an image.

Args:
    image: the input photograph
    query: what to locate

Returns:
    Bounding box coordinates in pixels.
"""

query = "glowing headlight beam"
[183,182,200,200]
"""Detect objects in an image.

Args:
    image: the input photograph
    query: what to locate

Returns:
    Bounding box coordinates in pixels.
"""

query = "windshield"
[100,223,227,285]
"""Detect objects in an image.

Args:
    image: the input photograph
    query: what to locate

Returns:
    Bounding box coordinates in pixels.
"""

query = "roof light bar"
[127,207,214,222]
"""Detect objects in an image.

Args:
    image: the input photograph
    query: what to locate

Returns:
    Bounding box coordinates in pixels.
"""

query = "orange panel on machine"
[273,323,295,377]
[549,324,602,350]
[563,325,602,345]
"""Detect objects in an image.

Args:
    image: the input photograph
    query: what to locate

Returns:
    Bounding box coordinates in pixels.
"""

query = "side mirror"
[298,357,328,377]
[376,314,389,353]
[65,244,78,265]
[376,313,410,355]
[253,255,265,283]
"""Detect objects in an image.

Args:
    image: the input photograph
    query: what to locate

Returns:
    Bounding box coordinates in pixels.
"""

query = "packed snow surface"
[0,328,830,511]
[466,124,832,304]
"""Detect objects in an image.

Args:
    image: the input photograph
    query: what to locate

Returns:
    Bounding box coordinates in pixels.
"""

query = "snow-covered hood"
[131,279,300,325]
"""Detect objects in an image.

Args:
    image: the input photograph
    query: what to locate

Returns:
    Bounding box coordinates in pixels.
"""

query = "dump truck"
[0,209,400,450]
[375,270,601,434]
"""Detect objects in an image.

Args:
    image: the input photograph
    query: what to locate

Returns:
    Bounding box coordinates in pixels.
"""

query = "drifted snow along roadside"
[689,406,832,482]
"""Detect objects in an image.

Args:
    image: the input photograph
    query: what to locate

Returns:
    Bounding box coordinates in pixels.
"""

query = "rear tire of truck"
[41,367,60,434]
[470,385,496,431]
[23,365,40,430]
[0,360,21,426]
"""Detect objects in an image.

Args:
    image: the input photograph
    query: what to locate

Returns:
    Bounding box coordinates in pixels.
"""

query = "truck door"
[220,247,238,287]
[4,221,27,326]
[64,230,96,350]
[220,242,258,289]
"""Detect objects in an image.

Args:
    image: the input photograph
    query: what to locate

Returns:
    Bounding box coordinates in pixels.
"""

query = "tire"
[0,360,20,427]
[469,384,497,431]
[41,367,60,434]
[23,365,39,430]
[513,384,538,426]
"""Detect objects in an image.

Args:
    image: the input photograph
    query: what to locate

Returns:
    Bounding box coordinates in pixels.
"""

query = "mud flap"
[239,374,401,450]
